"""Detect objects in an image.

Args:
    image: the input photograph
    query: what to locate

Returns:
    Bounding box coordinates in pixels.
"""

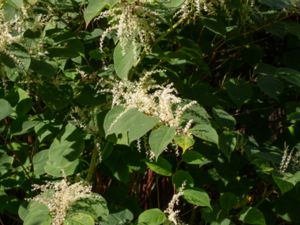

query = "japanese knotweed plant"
[29,178,107,225]
[99,0,165,56]
[102,70,196,135]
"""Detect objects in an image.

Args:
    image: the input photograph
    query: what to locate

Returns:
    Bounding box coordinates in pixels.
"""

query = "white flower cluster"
[31,179,94,225]
[174,0,207,22]
[164,182,186,225]
[102,71,196,133]
[0,6,28,51]
[99,0,162,55]
[174,0,228,22]
[279,143,294,173]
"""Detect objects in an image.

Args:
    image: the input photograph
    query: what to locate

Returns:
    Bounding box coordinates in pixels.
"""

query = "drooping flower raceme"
[174,0,227,23]
[164,182,186,225]
[31,179,94,225]
[99,0,163,55]
[101,71,196,134]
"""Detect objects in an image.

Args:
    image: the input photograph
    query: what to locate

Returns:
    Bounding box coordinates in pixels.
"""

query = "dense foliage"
[0,0,300,224]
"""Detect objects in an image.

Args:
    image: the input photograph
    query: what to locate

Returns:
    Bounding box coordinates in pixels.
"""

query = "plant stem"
[86,144,99,182]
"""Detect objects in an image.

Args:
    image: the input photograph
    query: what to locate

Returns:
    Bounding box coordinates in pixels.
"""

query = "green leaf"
[104,107,159,144]
[0,149,14,176]
[219,131,237,161]
[84,0,117,26]
[163,0,185,8]
[257,75,284,101]
[212,108,236,130]
[12,120,40,136]
[67,194,109,222]
[145,157,172,176]
[137,208,166,225]
[181,103,210,125]
[239,207,266,225]
[32,150,48,177]
[23,202,51,225]
[172,170,194,188]
[225,79,253,107]
[183,188,211,208]
[278,68,300,88]
[8,0,23,8]
[182,150,210,165]
[174,135,195,152]
[191,124,219,146]
[219,193,238,211]
[113,42,140,80]
[273,172,300,194]
[44,123,84,177]
[149,126,176,159]
[65,213,95,225]
[0,99,13,120]
[30,59,57,77]
[101,209,133,225]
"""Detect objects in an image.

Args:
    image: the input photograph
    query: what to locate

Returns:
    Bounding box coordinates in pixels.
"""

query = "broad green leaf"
[174,135,195,152]
[257,75,284,101]
[0,99,13,120]
[181,103,210,125]
[16,98,32,115]
[211,218,232,225]
[183,188,211,208]
[172,170,194,188]
[273,172,300,194]
[65,213,95,225]
[84,0,118,26]
[67,194,109,222]
[212,108,236,130]
[137,208,166,225]
[101,209,133,225]
[23,202,51,225]
[149,126,176,159]
[32,150,48,177]
[224,79,253,107]
[278,68,300,88]
[113,42,140,80]
[145,157,172,176]
[191,124,219,146]
[30,59,57,77]
[8,0,23,8]
[219,193,238,211]
[239,207,266,225]
[163,0,185,8]
[44,124,84,177]
[12,120,40,136]
[0,149,14,176]
[219,131,237,161]
[182,150,210,165]
[259,0,296,9]
[104,107,159,144]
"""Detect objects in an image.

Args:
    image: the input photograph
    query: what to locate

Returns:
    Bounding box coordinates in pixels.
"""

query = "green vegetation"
[0,0,300,224]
